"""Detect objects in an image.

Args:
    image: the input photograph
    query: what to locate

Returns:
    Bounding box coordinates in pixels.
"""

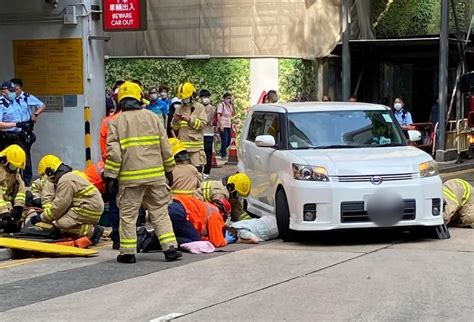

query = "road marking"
[150,313,184,321]
[0,258,45,270]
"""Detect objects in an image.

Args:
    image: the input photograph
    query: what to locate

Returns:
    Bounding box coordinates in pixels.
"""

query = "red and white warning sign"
[103,0,147,31]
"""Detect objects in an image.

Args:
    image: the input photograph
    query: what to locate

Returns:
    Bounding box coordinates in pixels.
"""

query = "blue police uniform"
[14,91,44,121]
[394,109,413,126]
[0,96,23,132]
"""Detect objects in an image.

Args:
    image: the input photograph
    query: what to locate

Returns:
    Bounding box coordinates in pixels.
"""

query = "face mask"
[7,92,16,101]
[394,103,402,111]
[224,98,231,104]
[202,97,210,105]
[150,93,158,100]
[182,98,191,105]
[160,92,168,99]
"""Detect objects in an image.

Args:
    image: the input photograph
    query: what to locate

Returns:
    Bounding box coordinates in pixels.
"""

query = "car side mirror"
[255,135,276,147]
[407,130,422,142]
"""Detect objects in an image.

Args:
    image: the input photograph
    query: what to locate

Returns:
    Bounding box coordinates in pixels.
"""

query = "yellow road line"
[0,258,45,270]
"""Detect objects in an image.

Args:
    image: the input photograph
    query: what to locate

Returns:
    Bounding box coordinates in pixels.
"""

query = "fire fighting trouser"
[117,183,177,254]
[168,201,202,245]
[460,199,474,228]
[188,150,206,168]
[54,210,95,238]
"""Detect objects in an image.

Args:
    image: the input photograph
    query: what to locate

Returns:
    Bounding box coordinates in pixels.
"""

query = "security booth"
[0,0,106,172]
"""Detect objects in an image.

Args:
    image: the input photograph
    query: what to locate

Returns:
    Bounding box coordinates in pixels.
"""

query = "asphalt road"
[0,167,472,321]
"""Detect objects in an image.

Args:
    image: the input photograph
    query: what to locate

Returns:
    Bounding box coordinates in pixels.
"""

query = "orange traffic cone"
[226,131,239,165]
[211,140,222,168]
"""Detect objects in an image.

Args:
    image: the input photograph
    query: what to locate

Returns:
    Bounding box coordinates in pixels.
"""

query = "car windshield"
[287,110,406,149]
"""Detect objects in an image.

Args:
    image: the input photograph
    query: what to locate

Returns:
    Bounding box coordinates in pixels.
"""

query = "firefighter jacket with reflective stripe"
[30,175,48,200]
[194,180,230,202]
[171,102,207,152]
[443,179,473,224]
[0,166,25,214]
[105,108,175,186]
[40,172,104,224]
[171,163,202,196]
[84,161,106,194]
[173,195,227,247]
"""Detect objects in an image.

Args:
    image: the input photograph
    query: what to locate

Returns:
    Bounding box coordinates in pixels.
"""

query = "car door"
[240,112,265,208]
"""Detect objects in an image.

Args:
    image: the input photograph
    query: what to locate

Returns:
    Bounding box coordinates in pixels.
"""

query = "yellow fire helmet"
[0,144,26,170]
[38,154,63,177]
[177,82,196,100]
[168,138,187,156]
[117,81,143,103]
[227,173,251,197]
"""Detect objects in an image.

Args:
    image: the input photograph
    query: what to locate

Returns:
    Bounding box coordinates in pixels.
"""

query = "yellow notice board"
[13,38,83,95]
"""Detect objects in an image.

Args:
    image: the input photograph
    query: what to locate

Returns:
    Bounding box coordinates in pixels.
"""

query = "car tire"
[276,189,295,242]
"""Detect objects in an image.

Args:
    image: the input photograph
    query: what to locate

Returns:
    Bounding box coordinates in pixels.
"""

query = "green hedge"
[278,59,318,102]
[105,58,251,127]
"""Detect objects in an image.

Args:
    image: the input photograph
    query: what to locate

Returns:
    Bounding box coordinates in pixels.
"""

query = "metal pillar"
[342,0,351,101]
[436,0,449,156]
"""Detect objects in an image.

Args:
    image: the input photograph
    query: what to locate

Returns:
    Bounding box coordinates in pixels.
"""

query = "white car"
[238,102,449,240]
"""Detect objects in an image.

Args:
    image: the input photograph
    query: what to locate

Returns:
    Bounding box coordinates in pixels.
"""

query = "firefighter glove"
[165,172,174,187]
[11,206,24,221]
[225,230,237,244]
[105,177,118,194]
[30,213,42,226]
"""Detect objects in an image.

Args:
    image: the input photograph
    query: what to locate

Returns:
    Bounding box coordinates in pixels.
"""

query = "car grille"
[334,173,414,183]
[340,199,416,223]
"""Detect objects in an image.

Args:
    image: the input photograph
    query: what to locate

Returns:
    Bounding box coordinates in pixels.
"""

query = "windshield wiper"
[315,144,365,149]
[370,143,405,147]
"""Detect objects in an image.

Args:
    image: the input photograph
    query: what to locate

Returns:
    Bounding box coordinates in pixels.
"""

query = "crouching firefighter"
[105,81,181,263]
[443,179,474,228]
[195,172,252,222]
[0,145,26,232]
[28,155,105,244]
[168,138,202,196]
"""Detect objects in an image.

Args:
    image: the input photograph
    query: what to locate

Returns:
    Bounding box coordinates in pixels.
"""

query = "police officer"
[0,81,32,152]
[10,78,45,186]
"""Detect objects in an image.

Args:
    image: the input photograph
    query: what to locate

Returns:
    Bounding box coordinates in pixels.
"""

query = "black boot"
[90,225,104,245]
[117,254,136,264]
[164,246,182,262]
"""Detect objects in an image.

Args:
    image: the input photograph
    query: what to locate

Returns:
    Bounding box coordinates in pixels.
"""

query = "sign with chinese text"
[103,0,147,31]
[13,39,83,96]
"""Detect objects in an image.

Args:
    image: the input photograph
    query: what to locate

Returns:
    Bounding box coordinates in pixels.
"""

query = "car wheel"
[276,189,295,242]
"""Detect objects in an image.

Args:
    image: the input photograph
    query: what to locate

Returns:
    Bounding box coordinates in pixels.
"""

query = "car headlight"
[292,164,329,181]
[419,160,439,178]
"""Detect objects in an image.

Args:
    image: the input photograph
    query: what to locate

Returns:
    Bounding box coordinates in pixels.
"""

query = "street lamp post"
[436,0,449,159]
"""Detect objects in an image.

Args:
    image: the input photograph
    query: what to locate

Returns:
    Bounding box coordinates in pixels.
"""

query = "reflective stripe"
[454,179,471,206]
[105,159,121,170]
[120,135,161,149]
[178,121,188,128]
[118,167,165,181]
[239,212,252,220]
[74,185,96,198]
[172,189,196,195]
[15,193,26,202]
[80,224,89,236]
[163,156,175,168]
[42,202,52,209]
[202,181,212,201]
[43,207,54,221]
[159,232,176,244]
[443,187,458,206]
[191,119,202,130]
[120,238,137,248]
[182,141,204,149]
[0,200,9,207]
[72,207,103,219]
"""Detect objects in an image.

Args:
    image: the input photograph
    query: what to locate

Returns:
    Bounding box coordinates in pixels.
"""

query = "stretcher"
[0,237,98,257]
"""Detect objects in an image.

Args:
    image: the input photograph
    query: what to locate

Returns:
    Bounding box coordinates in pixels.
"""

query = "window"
[247,112,265,142]
[247,112,280,145]
[263,113,280,144]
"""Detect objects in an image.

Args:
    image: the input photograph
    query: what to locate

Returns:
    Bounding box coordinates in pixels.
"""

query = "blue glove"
[225,230,237,244]
[30,214,42,226]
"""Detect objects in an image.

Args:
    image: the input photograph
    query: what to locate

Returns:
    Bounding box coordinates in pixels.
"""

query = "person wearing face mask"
[147,86,169,126]
[28,155,105,245]
[159,85,172,107]
[172,82,208,172]
[199,89,216,180]
[216,93,234,160]
[0,145,26,233]
[0,82,32,152]
[392,97,413,130]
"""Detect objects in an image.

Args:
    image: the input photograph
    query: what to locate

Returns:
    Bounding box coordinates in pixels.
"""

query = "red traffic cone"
[211,150,221,168]
[226,131,239,165]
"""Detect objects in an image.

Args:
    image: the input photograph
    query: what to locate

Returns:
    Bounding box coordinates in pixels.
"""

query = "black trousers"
[203,136,214,175]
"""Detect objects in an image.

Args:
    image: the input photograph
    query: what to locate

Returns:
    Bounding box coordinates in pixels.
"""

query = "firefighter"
[195,172,252,222]
[171,82,207,172]
[171,195,235,247]
[168,138,202,196]
[29,155,105,244]
[105,81,181,263]
[443,179,473,228]
[0,144,26,232]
